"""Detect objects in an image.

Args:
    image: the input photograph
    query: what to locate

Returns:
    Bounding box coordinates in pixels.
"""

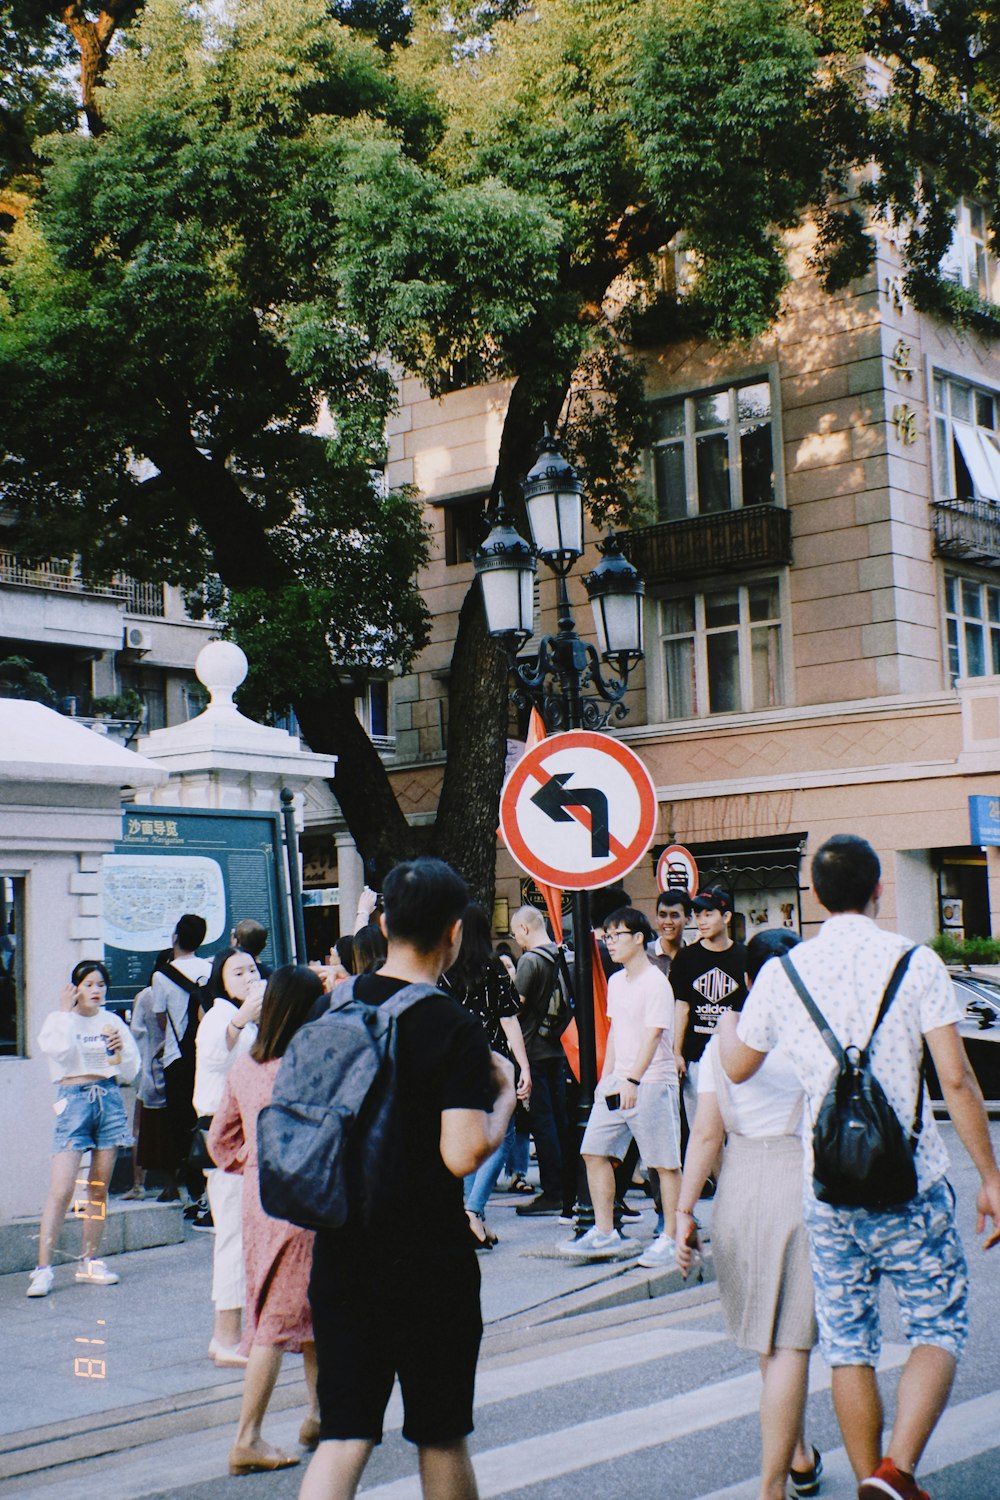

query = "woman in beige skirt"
[676,929,822,1500]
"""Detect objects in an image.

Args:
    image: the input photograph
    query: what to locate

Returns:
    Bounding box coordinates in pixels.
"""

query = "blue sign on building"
[969,795,1000,846]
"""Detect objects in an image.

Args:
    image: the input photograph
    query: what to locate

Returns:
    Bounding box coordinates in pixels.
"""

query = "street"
[3,1125,1000,1500]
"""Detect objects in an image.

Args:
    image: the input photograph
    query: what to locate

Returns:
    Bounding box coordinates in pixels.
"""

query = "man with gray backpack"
[720,834,1000,1500]
[294,857,515,1500]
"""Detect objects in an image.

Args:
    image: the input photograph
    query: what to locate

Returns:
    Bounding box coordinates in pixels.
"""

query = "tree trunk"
[291,682,423,884]
[432,371,570,908]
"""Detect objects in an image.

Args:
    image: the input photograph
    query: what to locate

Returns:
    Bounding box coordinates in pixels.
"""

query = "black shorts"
[309,1238,482,1446]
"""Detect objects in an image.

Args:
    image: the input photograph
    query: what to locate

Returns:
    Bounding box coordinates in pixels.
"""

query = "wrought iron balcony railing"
[0,550,165,616]
[619,503,792,586]
[932,498,1000,569]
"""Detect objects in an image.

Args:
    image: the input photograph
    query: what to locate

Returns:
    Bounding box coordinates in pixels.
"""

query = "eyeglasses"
[604,928,637,942]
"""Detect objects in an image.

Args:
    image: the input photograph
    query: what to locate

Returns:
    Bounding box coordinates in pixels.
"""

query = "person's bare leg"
[832,1365,883,1480]
[232,1344,285,1454]
[653,1165,680,1242]
[758,1349,809,1500]
[83,1149,116,1260]
[37,1151,84,1267]
[886,1344,956,1476]
[417,1439,479,1500]
[303,1341,320,1423]
[582,1155,616,1234]
[298,1439,374,1499]
[215,1307,242,1345]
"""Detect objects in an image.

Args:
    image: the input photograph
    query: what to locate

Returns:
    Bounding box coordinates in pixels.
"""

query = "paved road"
[4,1126,1000,1499]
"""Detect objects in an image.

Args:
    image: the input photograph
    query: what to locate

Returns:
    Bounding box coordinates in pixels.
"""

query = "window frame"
[942,570,1000,685]
[648,371,782,523]
[940,198,997,303]
[931,370,1000,503]
[649,569,791,723]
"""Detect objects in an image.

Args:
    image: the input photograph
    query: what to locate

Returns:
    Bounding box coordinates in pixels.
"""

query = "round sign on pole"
[499,731,657,891]
[656,844,699,898]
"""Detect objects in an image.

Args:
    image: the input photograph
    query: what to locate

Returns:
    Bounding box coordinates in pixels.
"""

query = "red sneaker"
[858,1458,931,1500]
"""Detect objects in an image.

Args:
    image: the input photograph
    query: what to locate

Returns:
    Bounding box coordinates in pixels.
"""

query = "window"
[944,573,1000,682]
[440,492,489,566]
[356,680,393,748]
[0,876,25,1058]
[940,200,995,303]
[660,577,784,718]
[933,374,1000,502]
[652,379,775,522]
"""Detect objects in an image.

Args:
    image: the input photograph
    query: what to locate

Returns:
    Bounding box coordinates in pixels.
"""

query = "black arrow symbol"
[530,773,610,859]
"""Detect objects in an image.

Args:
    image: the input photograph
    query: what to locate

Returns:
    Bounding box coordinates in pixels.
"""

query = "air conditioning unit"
[124,624,152,653]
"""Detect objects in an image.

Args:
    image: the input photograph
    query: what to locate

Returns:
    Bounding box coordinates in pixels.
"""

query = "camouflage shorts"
[803,1179,969,1366]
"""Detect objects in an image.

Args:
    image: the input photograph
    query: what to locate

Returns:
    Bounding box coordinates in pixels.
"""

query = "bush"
[929,933,1000,966]
[90,689,145,720]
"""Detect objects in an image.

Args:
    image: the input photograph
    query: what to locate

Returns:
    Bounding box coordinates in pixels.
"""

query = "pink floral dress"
[208,1056,314,1352]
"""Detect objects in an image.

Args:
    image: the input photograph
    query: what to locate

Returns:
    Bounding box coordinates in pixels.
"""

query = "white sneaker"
[75,1257,120,1285]
[637,1232,677,1268]
[559,1227,636,1260]
[27,1266,54,1297]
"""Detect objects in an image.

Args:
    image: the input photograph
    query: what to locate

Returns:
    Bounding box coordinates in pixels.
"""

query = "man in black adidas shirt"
[669,888,747,1136]
[302,859,515,1500]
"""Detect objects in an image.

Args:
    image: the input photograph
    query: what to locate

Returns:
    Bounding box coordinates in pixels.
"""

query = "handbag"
[780,949,923,1211]
[188,1115,215,1171]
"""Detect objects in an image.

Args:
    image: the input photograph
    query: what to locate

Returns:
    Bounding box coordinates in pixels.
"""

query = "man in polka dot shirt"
[719,833,1000,1500]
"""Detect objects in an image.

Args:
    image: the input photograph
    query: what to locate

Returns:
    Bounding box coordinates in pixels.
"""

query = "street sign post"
[656,844,699,898]
[499,730,657,891]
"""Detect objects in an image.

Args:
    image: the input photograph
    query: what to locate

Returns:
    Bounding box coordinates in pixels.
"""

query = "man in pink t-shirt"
[562,907,681,1264]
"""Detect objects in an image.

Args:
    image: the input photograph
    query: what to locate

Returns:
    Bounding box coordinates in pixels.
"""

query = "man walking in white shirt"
[720,834,1000,1500]
[564,907,681,1264]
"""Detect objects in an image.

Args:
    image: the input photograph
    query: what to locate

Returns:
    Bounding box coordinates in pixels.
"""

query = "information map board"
[103,807,291,1003]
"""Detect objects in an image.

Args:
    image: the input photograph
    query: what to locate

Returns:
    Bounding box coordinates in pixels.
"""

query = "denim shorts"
[581,1083,681,1171]
[52,1082,131,1153]
[803,1179,969,1366]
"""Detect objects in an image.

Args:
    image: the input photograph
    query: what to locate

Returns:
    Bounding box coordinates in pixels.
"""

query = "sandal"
[509,1174,534,1195]
[466,1211,493,1251]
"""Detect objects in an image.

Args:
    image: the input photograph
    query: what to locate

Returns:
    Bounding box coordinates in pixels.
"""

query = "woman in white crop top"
[27,960,140,1299]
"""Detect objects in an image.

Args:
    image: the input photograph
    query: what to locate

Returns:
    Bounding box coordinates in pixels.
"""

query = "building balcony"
[932,498,1000,569]
[0,551,165,616]
[619,504,793,586]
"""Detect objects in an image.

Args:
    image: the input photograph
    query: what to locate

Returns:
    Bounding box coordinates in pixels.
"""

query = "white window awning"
[954,421,1000,502]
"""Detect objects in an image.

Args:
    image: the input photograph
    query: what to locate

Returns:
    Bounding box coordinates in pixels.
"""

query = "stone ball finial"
[195,640,248,712]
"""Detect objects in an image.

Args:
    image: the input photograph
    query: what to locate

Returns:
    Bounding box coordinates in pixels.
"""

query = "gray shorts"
[581,1083,681,1171]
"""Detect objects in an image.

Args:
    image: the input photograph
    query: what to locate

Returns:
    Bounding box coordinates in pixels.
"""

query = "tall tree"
[1,0,996,900]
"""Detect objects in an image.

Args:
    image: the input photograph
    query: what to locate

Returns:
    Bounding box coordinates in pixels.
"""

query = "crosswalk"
[5,1291,1000,1500]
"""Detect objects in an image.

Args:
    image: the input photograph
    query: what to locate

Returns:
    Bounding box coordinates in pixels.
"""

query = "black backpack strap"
[866,948,917,1052]
[866,947,924,1148]
[780,955,844,1065]
[164,963,203,997]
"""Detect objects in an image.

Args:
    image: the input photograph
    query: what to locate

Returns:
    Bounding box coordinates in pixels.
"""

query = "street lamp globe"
[522,427,584,566]
[473,504,537,642]
[584,533,645,662]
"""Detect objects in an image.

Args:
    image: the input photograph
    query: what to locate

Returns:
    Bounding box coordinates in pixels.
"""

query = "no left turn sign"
[499,731,657,891]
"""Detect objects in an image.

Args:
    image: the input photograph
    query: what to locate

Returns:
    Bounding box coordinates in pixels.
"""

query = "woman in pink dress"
[208,964,325,1476]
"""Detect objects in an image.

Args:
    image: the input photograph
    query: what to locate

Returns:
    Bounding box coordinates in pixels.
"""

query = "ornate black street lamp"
[474,428,645,1147]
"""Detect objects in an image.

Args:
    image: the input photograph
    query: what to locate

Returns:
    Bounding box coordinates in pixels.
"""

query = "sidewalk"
[0,1182,704,1487]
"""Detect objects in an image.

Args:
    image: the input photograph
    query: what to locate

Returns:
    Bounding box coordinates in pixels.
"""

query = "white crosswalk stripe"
[357,1348,911,1500]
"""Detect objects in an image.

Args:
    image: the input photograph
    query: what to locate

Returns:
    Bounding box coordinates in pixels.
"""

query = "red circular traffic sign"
[656,844,699,898]
[499,731,657,891]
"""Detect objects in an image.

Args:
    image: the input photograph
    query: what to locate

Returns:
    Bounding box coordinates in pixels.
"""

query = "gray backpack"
[257,977,437,1231]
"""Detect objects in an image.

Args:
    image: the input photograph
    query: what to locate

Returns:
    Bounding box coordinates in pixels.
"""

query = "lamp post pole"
[474,429,645,1190]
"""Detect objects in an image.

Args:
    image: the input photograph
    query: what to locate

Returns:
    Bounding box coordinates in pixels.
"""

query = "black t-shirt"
[669,940,748,1063]
[327,973,493,1253]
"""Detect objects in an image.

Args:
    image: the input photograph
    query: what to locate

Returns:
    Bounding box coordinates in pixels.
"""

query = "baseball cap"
[692,888,732,914]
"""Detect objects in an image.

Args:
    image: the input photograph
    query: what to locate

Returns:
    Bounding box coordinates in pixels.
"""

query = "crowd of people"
[24,834,1000,1500]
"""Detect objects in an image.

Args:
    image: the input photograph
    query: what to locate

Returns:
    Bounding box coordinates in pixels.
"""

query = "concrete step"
[0,1200,184,1275]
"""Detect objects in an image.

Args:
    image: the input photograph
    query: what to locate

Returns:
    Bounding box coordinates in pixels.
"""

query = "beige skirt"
[712,1132,817,1355]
